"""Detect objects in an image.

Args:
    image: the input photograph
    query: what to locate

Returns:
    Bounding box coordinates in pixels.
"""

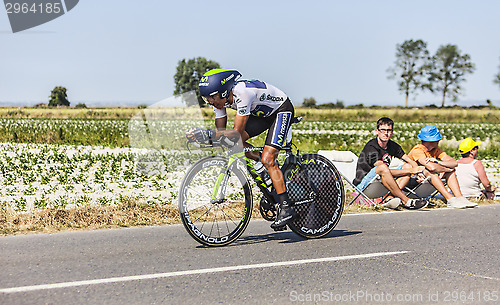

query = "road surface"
[1,204,499,304]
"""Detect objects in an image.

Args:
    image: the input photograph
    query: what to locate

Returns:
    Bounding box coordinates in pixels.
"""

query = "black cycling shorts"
[245,99,295,150]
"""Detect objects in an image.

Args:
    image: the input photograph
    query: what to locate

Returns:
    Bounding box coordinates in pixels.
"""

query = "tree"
[302,97,317,108]
[173,57,220,107]
[387,39,430,107]
[75,103,87,109]
[426,44,475,107]
[494,57,500,88]
[316,99,345,109]
[48,86,70,107]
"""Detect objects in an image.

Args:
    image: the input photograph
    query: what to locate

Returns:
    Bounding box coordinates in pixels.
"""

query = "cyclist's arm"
[215,116,227,131]
[233,114,248,134]
[214,114,250,142]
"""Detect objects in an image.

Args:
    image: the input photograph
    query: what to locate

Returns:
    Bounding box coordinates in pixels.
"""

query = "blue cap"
[417,125,443,142]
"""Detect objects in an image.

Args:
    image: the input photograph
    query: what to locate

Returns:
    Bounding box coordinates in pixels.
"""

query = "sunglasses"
[378,128,393,133]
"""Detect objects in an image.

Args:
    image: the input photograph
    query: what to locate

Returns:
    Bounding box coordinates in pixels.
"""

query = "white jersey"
[213,80,288,119]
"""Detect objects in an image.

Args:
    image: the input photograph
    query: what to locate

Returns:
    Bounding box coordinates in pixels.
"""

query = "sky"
[1,0,500,107]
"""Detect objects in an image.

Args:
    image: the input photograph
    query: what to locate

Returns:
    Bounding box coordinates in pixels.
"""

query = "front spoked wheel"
[179,156,252,247]
[283,154,344,238]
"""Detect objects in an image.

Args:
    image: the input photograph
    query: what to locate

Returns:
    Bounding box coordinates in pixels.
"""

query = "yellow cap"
[459,137,481,154]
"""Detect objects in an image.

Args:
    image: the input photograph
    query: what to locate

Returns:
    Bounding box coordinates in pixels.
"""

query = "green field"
[1,107,499,234]
[1,107,499,158]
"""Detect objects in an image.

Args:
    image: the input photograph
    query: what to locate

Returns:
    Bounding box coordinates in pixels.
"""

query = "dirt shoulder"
[2,199,498,236]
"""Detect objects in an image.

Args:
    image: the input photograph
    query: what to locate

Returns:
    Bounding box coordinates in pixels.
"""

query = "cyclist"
[186,69,296,230]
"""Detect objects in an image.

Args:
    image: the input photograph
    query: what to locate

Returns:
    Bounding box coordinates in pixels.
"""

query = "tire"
[283,154,344,238]
[178,156,252,247]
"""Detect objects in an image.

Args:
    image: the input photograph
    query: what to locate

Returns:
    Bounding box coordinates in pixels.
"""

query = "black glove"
[192,128,215,144]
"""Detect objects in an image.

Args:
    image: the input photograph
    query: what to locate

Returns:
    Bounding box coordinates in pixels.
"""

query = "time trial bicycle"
[178,117,344,247]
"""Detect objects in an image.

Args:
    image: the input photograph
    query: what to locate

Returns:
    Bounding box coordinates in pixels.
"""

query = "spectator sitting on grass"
[408,125,477,209]
[456,137,496,199]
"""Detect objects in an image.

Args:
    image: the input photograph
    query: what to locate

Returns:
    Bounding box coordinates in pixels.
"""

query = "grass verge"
[0,200,180,236]
[1,198,497,236]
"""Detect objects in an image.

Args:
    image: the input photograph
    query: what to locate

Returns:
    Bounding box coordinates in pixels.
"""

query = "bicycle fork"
[210,153,245,204]
[211,168,230,204]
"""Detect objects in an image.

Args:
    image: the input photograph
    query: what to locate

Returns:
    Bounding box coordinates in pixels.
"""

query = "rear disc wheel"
[283,154,344,238]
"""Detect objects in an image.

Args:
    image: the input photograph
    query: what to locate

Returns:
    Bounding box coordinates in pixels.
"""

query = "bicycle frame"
[180,115,345,245]
[208,146,272,207]
[188,116,305,210]
[210,143,307,210]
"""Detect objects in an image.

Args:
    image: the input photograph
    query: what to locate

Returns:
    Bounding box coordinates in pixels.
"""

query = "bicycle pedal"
[272,225,287,232]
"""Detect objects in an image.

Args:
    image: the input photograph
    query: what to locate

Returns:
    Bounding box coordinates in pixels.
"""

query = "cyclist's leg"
[244,115,274,161]
[262,144,295,229]
[261,145,285,193]
[263,99,294,189]
[262,99,295,229]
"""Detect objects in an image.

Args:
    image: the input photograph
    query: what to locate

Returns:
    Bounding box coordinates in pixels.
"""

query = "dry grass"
[2,106,500,122]
[0,200,180,236]
[2,197,497,236]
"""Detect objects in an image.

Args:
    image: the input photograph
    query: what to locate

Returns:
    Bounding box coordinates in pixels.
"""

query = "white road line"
[0,251,407,294]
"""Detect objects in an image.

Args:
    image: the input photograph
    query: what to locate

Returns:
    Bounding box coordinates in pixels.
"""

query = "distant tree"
[346,103,364,109]
[75,103,87,109]
[426,44,475,107]
[174,57,220,107]
[317,99,345,109]
[302,97,317,108]
[48,86,70,107]
[335,99,345,108]
[387,39,430,107]
[494,57,500,88]
[34,103,47,108]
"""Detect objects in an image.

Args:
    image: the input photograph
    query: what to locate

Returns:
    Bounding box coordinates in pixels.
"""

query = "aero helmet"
[199,69,241,103]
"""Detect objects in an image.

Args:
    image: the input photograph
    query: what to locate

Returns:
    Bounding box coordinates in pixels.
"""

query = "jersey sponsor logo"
[280,112,290,135]
[266,94,284,102]
[259,93,266,101]
[271,111,292,148]
[251,105,273,117]
[277,134,284,145]
[238,105,247,115]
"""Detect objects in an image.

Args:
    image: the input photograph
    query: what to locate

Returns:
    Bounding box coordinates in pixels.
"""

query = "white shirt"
[213,80,288,119]
[456,160,483,197]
